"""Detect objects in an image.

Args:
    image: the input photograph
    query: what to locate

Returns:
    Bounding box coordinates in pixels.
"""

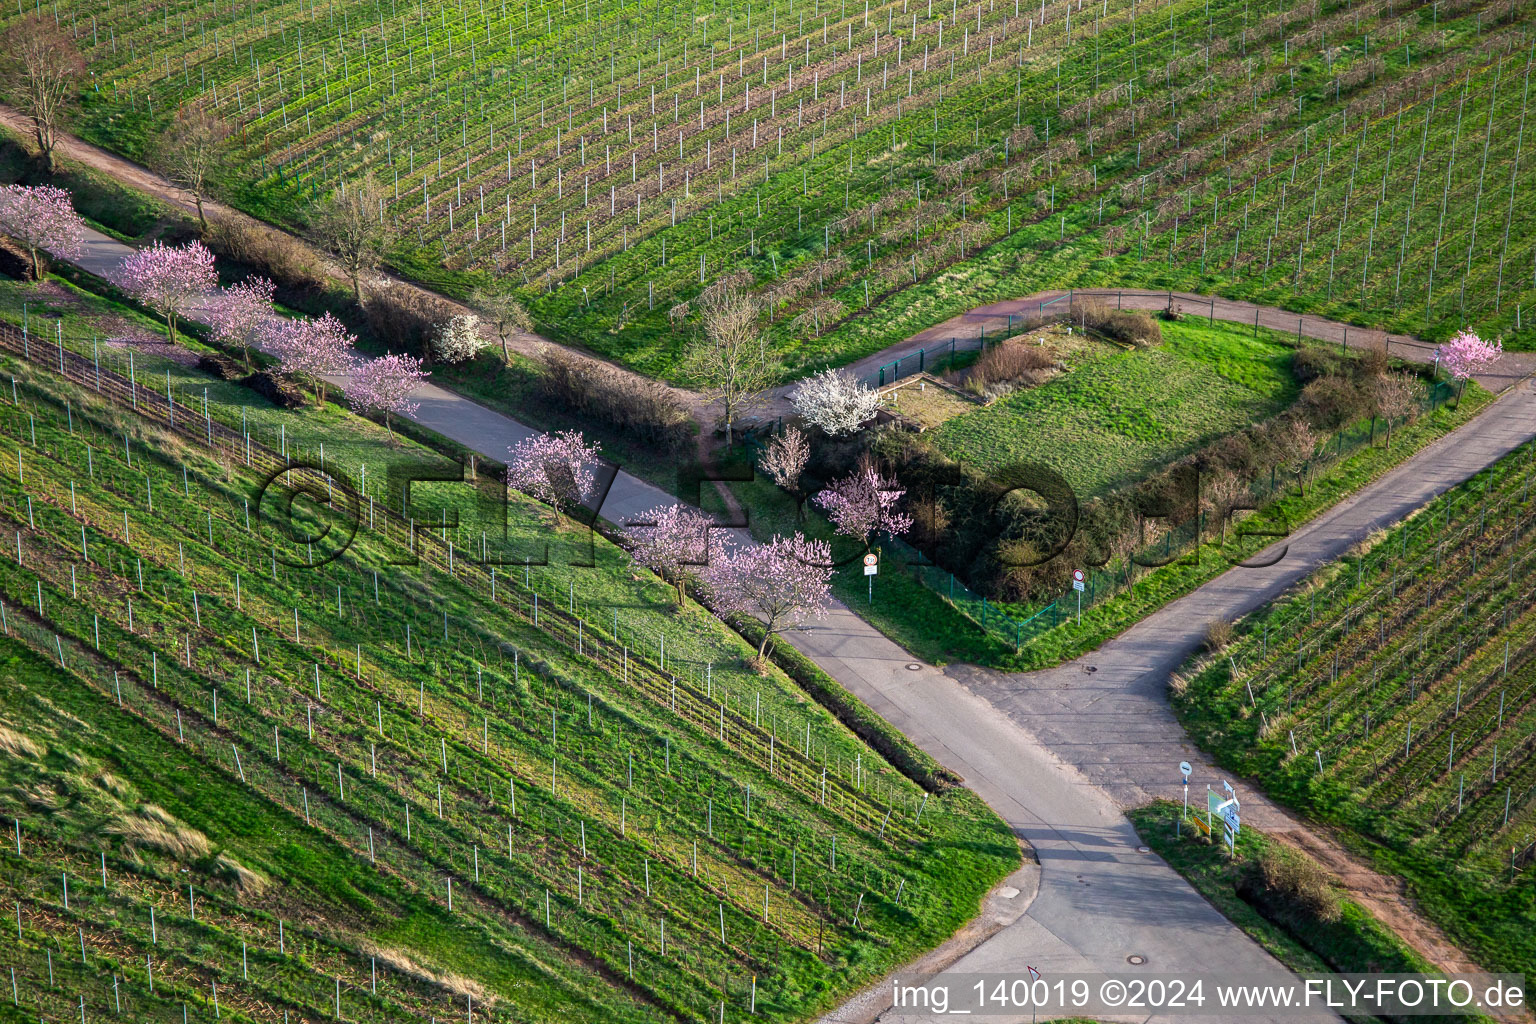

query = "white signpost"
[1178,761,1192,836]
[1207,780,1240,854]
[863,552,878,605]
[1072,569,1085,623]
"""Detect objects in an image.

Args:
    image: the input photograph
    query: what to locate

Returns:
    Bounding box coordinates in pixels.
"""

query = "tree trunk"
[165,312,178,346]
[194,194,207,232]
[35,124,54,173]
[758,631,772,658]
[28,246,40,281]
[351,272,364,308]
[501,335,510,362]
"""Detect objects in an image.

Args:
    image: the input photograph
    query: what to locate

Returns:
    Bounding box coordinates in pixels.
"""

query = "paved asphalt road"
[73,225,1536,1022]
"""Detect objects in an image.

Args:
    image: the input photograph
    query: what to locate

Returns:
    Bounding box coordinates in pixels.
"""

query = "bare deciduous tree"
[0,16,83,173]
[469,287,534,362]
[309,175,395,307]
[1201,471,1250,545]
[154,105,232,231]
[682,273,779,446]
[1371,372,1420,449]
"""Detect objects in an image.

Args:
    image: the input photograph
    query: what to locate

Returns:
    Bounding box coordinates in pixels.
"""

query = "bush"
[1290,345,1348,384]
[203,216,325,293]
[1237,847,1342,928]
[431,314,487,364]
[537,348,689,453]
[1204,619,1235,652]
[1071,299,1162,347]
[969,338,1053,388]
[1299,375,1369,431]
[362,283,458,359]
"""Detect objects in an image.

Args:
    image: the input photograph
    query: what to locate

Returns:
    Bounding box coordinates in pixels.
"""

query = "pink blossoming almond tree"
[814,461,914,549]
[115,239,218,345]
[705,533,833,659]
[267,312,356,406]
[349,353,428,438]
[621,502,714,604]
[506,430,601,527]
[1439,330,1502,397]
[0,183,84,279]
[208,275,276,369]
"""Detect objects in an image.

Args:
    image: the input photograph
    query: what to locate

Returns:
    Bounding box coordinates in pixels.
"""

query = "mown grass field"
[0,279,1019,1022]
[1172,440,1536,974]
[9,0,1530,382]
[929,318,1299,496]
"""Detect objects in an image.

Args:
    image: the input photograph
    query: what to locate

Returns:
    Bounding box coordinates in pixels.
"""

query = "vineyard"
[0,287,1017,1022]
[1173,436,1536,973]
[6,0,1525,379]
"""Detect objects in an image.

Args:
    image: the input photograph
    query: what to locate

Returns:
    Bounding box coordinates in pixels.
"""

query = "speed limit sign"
[863,553,879,576]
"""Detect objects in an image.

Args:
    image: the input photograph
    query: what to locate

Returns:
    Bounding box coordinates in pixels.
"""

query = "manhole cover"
[1127,955,1147,966]
[906,663,922,671]
[1137,845,1151,853]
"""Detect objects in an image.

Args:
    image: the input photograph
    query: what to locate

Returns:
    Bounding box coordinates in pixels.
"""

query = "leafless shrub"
[1239,848,1341,925]
[538,347,689,452]
[971,339,1054,388]
[1071,300,1162,347]
[1204,619,1235,652]
[203,217,326,292]
[363,283,457,360]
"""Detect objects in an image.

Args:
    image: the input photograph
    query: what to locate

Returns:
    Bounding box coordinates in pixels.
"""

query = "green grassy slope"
[0,285,1018,1022]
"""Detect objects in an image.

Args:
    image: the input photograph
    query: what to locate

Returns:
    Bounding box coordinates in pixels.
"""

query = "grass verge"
[1128,803,1484,1024]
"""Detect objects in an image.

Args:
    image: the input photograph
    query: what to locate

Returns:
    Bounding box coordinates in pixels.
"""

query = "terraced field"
[26,0,1534,379]
[0,303,1017,1022]
[1174,437,1536,973]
